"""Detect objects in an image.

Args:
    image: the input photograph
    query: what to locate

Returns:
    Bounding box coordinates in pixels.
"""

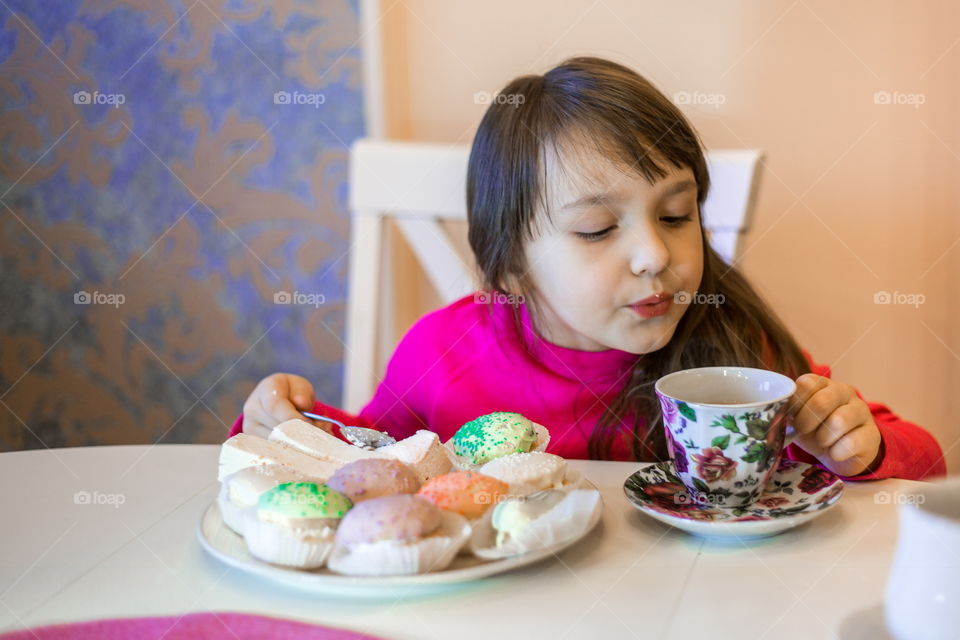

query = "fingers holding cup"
[789,377,854,437]
[813,401,870,450]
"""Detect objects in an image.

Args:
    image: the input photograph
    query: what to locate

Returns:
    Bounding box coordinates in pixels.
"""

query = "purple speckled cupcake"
[328,494,470,576]
[327,458,421,503]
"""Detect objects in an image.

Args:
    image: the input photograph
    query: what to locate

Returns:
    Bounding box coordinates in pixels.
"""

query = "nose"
[628,222,670,276]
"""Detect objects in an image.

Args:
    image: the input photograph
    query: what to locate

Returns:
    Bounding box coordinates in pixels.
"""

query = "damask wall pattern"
[0,0,365,449]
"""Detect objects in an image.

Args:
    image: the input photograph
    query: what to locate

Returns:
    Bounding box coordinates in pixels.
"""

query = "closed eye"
[574,225,616,241]
[661,214,693,227]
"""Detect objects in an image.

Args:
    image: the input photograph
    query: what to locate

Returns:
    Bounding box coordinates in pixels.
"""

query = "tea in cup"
[654,366,798,509]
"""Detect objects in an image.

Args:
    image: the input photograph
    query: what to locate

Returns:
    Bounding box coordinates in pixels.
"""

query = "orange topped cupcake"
[417,471,509,519]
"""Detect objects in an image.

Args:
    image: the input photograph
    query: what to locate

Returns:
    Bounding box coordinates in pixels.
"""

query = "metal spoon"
[301,411,396,450]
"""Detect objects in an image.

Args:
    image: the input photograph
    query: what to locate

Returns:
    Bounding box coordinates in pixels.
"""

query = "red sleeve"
[226,400,375,439]
[783,352,947,481]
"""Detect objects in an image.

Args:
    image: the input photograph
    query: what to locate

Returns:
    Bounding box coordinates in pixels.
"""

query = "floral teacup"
[654,366,798,509]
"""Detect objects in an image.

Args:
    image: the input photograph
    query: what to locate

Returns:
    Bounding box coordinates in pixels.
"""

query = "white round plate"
[197,490,602,597]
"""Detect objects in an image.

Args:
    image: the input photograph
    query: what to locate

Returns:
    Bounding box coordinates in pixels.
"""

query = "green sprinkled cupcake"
[244,482,352,569]
[452,412,539,465]
[258,482,353,523]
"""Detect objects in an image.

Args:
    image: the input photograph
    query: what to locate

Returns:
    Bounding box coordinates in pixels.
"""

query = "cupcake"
[491,489,568,546]
[327,494,470,575]
[417,471,509,519]
[451,412,549,466]
[244,482,352,569]
[327,458,421,503]
[480,452,569,496]
[471,489,603,560]
[218,465,315,535]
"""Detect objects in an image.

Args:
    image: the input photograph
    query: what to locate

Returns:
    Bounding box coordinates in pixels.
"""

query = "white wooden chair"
[343,138,764,411]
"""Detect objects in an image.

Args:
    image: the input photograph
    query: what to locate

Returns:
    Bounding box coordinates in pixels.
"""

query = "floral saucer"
[623,457,844,539]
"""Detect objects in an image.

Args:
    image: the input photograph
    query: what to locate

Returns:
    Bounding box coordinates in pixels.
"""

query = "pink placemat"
[0,612,388,639]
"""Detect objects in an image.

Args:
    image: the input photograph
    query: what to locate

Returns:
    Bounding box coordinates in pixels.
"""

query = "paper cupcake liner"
[470,489,602,560]
[452,474,587,556]
[242,509,336,569]
[217,482,252,536]
[531,422,551,452]
[327,511,470,576]
[445,421,552,470]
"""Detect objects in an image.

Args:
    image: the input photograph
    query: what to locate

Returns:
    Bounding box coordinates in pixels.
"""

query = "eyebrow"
[559,179,697,212]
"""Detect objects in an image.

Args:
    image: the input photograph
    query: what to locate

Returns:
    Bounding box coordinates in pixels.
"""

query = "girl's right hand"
[241,373,331,438]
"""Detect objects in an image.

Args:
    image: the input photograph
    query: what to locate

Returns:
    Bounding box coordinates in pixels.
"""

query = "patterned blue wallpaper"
[0,0,365,449]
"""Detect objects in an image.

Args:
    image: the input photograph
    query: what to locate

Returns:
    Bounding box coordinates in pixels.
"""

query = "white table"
[0,445,911,639]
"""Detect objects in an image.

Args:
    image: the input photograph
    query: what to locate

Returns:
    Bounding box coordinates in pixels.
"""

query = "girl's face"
[522,142,704,354]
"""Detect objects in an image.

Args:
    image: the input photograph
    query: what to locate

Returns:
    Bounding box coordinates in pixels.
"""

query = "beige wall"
[377,0,960,473]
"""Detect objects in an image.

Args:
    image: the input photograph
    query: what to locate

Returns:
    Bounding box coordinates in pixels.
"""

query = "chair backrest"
[342,138,764,410]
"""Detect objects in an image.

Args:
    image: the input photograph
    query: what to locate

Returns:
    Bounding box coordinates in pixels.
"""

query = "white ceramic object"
[655,366,799,508]
[885,476,960,640]
[624,459,844,539]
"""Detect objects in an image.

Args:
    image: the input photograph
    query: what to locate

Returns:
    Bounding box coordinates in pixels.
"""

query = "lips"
[629,292,673,319]
[631,293,672,306]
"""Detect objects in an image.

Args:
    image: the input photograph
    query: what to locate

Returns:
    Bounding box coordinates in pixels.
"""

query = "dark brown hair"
[466,57,810,461]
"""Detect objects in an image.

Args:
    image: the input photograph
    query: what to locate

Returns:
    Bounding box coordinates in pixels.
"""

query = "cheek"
[671,229,704,286]
[527,239,606,296]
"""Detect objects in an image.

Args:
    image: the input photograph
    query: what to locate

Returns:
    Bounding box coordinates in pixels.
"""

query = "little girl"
[233,57,945,482]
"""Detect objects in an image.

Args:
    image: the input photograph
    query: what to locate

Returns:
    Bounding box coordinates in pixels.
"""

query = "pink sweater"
[229,294,946,481]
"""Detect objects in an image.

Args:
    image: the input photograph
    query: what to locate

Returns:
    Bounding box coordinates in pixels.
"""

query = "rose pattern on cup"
[665,428,689,474]
[691,447,737,483]
[658,394,793,508]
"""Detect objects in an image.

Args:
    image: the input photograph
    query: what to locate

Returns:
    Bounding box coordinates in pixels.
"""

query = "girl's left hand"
[786,374,884,477]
